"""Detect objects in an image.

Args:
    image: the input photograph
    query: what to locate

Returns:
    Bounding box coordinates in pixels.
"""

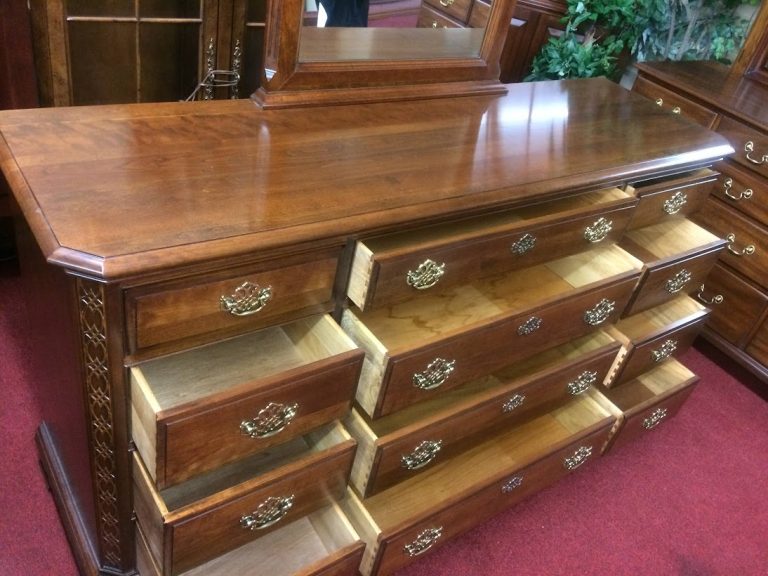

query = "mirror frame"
[252,0,519,108]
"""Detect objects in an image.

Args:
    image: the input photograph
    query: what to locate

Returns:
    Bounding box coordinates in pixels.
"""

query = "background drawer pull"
[583,298,615,326]
[517,316,543,335]
[655,98,663,106]
[584,217,613,243]
[404,527,443,557]
[240,402,298,439]
[663,191,687,214]
[643,407,668,430]
[413,357,456,390]
[744,141,768,165]
[502,393,526,413]
[671,106,682,115]
[651,339,678,362]
[696,284,723,305]
[439,0,454,5]
[722,178,753,201]
[726,233,756,256]
[510,233,536,255]
[407,259,446,290]
[563,445,593,470]
[501,476,524,493]
[220,281,272,316]
[401,440,443,470]
[665,269,692,293]
[567,370,597,395]
[240,495,294,530]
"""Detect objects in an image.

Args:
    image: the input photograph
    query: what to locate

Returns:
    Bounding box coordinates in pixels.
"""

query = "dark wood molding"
[0,0,39,110]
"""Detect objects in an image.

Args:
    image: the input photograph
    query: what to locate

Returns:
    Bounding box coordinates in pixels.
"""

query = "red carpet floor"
[1,259,767,576]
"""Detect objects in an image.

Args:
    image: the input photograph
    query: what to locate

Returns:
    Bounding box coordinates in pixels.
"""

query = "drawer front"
[364,344,620,496]
[375,276,638,417]
[355,203,635,310]
[628,170,717,230]
[746,316,768,367]
[423,0,472,23]
[693,198,768,289]
[417,4,462,27]
[128,252,339,353]
[372,425,613,576]
[716,115,768,179]
[468,0,490,27]
[633,76,718,129]
[698,263,768,347]
[711,161,768,228]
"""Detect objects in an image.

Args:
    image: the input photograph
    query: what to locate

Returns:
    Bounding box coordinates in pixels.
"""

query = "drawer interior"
[622,218,722,261]
[603,360,695,411]
[609,296,707,343]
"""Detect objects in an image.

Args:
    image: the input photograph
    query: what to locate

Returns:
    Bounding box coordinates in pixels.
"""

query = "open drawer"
[342,244,642,418]
[345,331,621,497]
[347,187,636,310]
[133,421,356,576]
[131,314,363,488]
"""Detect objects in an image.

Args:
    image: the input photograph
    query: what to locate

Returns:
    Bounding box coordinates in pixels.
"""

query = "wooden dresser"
[634,60,768,388]
[0,79,731,575]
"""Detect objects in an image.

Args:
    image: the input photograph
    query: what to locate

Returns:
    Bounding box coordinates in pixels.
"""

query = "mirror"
[253,0,517,108]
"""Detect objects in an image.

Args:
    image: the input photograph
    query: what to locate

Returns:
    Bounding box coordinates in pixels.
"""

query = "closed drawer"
[716,115,768,179]
[627,168,718,230]
[693,197,768,289]
[620,218,726,315]
[343,392,616,576]
[711,161,768,227]
[697,263,768,347]
[423,0,473,23]
[127,249,340,355]
[606,296,709,386]
[348,187,635,310]
[746,316,768,367]
[632,76,718,129]
[131,314,363,488]
[468,0,490,27]
[343,244,642,418]
[133,422,356,576]
[417,4,462,27]
[346,331,621,497]
[136,503,364,576]
[602,359,698,453]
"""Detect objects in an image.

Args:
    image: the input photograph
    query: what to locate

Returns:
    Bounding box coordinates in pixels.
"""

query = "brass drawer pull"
[404,527,443,557]
[413,357,456,391]
[665,269,692,294]
[651,339,677,362]
[406,259,446,290]
[510,233,536,255]
[240,402,298,439]
[642,407,668,430]
[240,495,294,530]
[663,190,687,214]
[502,393,526,413]
[567,370,598,395]
[722,178,753,201]
[401,440,443,470]
[220,281,273,316]
[744,141,768,165]
[439,0,455,5]
[583,298,615,326]
[655,98,663,106]
[517,316,543,336]
[584,217,613,243]
[501,476,524,493]
[563,445,593,470]
[696,284,723,305]
[726,233,756,256]
[671,106,681,114]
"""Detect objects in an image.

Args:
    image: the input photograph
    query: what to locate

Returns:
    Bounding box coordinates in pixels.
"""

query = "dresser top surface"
[0,78,731,279]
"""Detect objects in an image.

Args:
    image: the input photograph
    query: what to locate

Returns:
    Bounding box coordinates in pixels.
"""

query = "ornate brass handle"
[663,191,687,215]
[401,440,443,470]
[567,370,598,396]
[510,233,537,255]
[404,527,443,557]
[517,316,543,336]
[671,106,681,114]
[722,178,753,201]
[651,339,677,363]
[584,217,613,243]
[406,259,446,290]
[413,357,456,391]
[563,445,593,470]
[220,281,273,316]
[240,495,294,530]
[696,284,723,305]
[665,269,692,294]
[240,402,298,439]
[439,0,455,5]
[502,393,526,413]
[583,298,615,326]
[655,98,663,106]
[726,233,756,256]
[744,141,768,165]
[643,407,668,430]
[501,476,524,493]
